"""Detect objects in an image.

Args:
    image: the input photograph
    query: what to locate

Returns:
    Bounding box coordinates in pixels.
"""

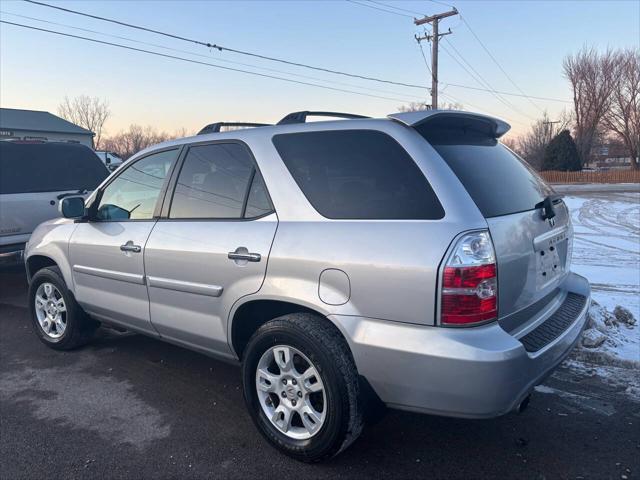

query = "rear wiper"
[535,194,563,220]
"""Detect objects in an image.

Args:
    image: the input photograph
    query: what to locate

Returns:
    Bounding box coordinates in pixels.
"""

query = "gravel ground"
[1,267,639,480]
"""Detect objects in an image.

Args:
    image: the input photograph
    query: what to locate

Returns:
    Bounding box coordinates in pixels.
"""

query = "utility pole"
[542,120,560,142]
[414,8,458,109]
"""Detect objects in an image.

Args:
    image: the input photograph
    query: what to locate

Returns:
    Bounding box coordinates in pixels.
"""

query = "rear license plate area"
[535,230,567,289]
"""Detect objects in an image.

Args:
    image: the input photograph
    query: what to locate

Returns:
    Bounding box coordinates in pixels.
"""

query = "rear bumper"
[333,272,590,418]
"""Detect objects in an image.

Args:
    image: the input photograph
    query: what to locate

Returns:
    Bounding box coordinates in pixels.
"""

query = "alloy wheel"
[34,282,67,339]
[255,345,327,440]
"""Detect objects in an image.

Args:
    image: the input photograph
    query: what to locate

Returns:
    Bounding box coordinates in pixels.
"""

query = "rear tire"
[28,266,98,350]
[242,313,364,462]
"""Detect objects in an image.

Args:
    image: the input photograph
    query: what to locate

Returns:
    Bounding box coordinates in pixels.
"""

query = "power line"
[0,20,419,104]
[345,0,413,18]
[439,91,528,128]
[440,40,513,111]
[439,91,488,114]
[19,1,572,105]
[418,37,564,104]
[414,40,433,107]
[426,0,457,9]
[459,14,545,113]
[442,82,570,103]
[366,0,425,16]
[442,38,525,116]
[417,40,433,79]
[1,10,426,102]
[439,88,529,128]
[24,0,427,91]
[345,1,558,111]
[440,38,537,121]
[362,0,456,17]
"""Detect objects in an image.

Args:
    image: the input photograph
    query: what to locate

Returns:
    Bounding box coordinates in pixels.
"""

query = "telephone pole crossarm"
[413,8,458,26]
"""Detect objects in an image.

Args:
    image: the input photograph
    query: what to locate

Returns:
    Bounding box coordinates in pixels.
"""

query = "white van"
[0,141,108,264]
[94,150,124,171]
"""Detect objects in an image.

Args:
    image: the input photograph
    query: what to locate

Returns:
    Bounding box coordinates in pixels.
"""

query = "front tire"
[242,313,363,462]
[28,266,98,350]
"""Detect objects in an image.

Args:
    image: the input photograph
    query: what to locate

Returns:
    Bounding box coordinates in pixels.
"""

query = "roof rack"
[277,111,370,125]
[197,122,272,135]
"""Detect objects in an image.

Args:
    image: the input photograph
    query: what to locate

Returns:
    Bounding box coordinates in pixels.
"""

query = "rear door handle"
[228,247,261,262]
[120,241,141,253]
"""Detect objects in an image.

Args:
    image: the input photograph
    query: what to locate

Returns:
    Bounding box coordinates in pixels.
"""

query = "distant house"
[0,108,95,147]
[587,142,632,169]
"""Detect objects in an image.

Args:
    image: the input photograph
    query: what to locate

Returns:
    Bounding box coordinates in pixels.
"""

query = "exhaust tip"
[517,394,531,414]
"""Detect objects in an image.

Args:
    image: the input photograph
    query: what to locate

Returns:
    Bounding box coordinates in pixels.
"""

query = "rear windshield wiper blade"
[535,194,563,220]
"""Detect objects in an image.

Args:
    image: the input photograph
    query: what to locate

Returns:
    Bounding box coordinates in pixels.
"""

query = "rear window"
[421,127,553,218]
[272,130,444,220]
[0,142,108,194]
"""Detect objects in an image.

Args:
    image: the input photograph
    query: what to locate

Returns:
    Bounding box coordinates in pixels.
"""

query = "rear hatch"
[0,142,108,244]
[396,112,571,329]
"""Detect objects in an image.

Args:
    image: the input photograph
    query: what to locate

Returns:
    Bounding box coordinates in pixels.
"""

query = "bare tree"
[563,47,617,166]
[101,125,190,160]
[58,95,111,149]
[513,111,572,170]
[501,135,520,153]
[398,101,463,112]
[602,49,639,169]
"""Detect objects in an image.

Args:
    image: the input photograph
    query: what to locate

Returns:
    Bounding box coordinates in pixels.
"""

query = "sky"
[1,0,638,138]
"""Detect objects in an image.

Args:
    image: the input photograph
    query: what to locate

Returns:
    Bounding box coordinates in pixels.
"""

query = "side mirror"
[59,196,86,218]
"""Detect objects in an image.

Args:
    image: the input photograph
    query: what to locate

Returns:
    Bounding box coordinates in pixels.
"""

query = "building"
[0,108,95,147]
[587,142,632,169]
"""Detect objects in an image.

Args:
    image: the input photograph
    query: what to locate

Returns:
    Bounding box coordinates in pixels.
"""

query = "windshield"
[422,127,554,218]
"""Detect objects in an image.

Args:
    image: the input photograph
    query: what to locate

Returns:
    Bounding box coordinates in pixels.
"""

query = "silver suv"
[24,110,590,462]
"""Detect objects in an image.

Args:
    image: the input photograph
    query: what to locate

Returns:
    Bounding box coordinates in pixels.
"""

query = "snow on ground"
[560,189,639,398]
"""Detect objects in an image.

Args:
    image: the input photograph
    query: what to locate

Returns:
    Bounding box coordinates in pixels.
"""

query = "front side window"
[96,149,177,221]
[272,129,444,220]
[169,143,272,219]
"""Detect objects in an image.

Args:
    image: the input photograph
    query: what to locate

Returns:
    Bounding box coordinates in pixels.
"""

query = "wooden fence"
[539,169,640,184]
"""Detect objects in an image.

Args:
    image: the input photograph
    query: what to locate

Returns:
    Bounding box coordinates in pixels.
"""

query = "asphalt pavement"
[1,266,638,479]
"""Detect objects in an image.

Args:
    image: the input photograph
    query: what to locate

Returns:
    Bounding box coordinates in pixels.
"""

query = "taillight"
[441,231,498,326]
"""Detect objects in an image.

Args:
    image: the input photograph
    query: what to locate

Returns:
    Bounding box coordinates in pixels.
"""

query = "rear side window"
[244,171,272,218]
[0,142,108,194]
[421,127,553,218]
[169,143,273,219]
[272,130,444,220]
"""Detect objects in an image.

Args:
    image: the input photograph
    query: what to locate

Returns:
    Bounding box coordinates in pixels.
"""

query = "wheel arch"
[26,255,59,282]
[25,252,75,294]
[229,297,353,361]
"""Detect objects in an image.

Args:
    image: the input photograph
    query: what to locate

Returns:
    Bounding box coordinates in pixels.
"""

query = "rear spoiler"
[388,110,511,139]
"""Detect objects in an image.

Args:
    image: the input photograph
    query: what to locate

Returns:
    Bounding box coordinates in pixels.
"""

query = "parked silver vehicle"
[24,110,590,462]
[0,141,108,264]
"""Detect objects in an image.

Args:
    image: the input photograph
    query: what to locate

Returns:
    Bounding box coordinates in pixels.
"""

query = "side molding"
[73,265,145,285]
[146,276,223,297]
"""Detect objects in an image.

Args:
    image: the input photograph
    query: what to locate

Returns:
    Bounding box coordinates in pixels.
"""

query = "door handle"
[228,248,261,262]
[120,241,141,253]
